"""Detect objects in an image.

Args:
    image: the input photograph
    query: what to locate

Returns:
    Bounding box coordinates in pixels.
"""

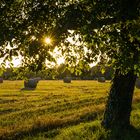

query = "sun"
[44,37,52,44]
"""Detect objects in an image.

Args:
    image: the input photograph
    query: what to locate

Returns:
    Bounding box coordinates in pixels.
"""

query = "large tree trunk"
[102,69,136,129]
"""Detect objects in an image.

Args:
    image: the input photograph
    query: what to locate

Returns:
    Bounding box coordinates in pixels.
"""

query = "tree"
[1,0,140,129]
[90,65,113,80]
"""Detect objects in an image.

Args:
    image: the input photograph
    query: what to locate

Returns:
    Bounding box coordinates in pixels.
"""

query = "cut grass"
[0,80,140,140]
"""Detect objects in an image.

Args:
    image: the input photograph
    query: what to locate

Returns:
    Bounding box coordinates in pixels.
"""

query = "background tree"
[1,0,140,129]
[90,65,113,80]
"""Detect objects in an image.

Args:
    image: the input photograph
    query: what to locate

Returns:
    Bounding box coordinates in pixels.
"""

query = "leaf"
[13,51,18,56]
[134,65,137,70]
[101,68,105,74]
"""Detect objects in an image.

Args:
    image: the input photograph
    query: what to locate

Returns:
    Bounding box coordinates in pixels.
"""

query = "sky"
[0,35,96,68]
[1,55,65,68]
[0,50,65,68]
[0,37,65,68]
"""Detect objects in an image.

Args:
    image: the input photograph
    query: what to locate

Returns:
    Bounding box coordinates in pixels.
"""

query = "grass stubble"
[0,80,140,140]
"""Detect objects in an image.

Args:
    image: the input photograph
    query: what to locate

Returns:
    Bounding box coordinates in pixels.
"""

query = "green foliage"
[1,64,113,80]
[0,0,140,75]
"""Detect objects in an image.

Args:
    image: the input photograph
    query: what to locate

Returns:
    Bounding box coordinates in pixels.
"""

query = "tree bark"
[102,69,136,129]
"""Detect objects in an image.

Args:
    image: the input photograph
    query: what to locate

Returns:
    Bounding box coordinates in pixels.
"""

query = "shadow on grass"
[20,87,36,91]
[106,125,140,140]
[0,111,102,140]
[2,110,140,140]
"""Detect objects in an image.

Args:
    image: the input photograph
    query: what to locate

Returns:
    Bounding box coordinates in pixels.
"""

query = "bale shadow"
[20,87,36,91]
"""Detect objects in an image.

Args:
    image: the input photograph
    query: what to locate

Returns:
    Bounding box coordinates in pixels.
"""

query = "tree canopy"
[0,0,140,74]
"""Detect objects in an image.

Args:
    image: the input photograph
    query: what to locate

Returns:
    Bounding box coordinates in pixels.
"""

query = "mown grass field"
[1,80,140,140]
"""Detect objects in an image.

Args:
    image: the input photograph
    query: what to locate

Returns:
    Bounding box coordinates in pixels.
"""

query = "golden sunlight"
[44,37,52,44]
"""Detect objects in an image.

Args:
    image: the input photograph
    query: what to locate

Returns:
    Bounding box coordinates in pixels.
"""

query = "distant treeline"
[0,64,113,80]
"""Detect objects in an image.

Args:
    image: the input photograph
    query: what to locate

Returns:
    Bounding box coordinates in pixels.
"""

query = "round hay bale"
[0,78,3,83]
[63,77,71,83]
[98,77,106,83]
[24,80,28,88]
[135,78,140,89]
[33,77,41,83]
[24,79,38,89]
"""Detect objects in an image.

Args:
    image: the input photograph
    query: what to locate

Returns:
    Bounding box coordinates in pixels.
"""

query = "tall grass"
[0,80,140,140]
